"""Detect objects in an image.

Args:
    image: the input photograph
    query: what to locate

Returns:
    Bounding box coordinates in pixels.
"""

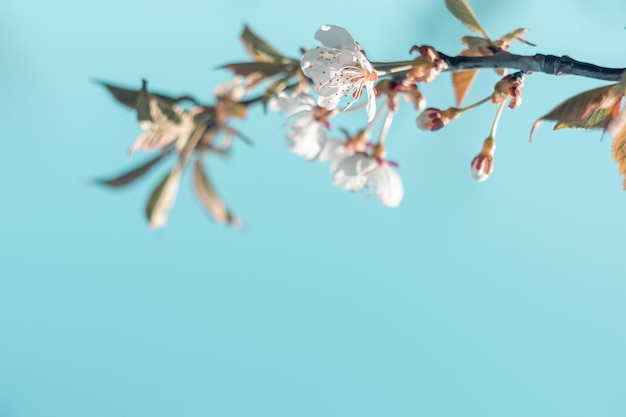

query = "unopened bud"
[416,107,459,131]
[407,45,448,84]
[470,138,496,182]
[491,71,528,109]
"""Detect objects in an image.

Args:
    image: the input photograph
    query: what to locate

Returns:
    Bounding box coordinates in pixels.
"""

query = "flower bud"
[470,138,496,182]
[491,71,528,109]
[407,45,448,84]
[416,107,459,131]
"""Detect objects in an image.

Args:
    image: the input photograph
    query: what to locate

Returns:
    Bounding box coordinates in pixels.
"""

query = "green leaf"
[444,0,489,39]
[553,107,613,130]
[145,165,183,229]
[241,25,286,63]
[98,80,200,110]
[261,76,290,112]
[193,159,241,227]
[136,80,181,125]
[530,83,624,142]
[221,62,286,77]
[500,28,536,47]
[461,36,491,49]
[95,152,168,187]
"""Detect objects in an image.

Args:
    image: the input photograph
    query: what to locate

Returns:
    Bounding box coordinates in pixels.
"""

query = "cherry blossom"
[300,25,378,122]
[269,90,332,160]
[330,152,404,207]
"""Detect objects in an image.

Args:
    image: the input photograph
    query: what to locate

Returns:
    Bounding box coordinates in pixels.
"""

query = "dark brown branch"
[438,52,625,82]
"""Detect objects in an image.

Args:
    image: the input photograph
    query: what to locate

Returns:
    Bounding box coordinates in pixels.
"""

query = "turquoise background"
[1,0,626,416]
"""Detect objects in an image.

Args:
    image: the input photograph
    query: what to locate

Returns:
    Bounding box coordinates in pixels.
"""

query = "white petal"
[317,139,351,163]
[286,122,327,160]
[365,82,377,122]
[331,154,377,191]
[315,25,355,50]
[366,165,404,207]
[268,90,316,116]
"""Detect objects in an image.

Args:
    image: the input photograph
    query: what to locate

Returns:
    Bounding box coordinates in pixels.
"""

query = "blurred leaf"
[193,159,240,226]
[145,165,182,229]
[137,80,181,125]
[95,152,168,187]
[444,0,489,39]
[452,70,478,106]
[500,28,536,46]
[223,124,254,147]
[529,84,625,142]
[98,80,199,110]
[241,25,286,63]
[137,80,153,123]
[221,62,286,77]
[553,103,620,130]
[261,76,290,112]
[609,107,626,189]
[461,36,490,49]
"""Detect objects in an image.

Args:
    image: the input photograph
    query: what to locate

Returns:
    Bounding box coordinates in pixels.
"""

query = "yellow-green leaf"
[261,76,290,112]
[529,83,624,142]
[500,28,536,46]
[241,25,286,63]
[444,0,489,39]
[461,36,491,49]
[221,62,286,77]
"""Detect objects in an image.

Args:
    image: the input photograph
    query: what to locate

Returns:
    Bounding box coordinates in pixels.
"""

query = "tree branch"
[438,52,625,82]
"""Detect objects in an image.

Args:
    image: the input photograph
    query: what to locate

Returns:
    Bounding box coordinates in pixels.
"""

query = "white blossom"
[330,153,404,207]
[300,25,378,122]
[269,90,328,160]
[331,153,376,191]
[364,163,404,207]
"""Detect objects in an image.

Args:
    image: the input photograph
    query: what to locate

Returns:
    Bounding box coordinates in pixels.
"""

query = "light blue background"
[1,0,626,416]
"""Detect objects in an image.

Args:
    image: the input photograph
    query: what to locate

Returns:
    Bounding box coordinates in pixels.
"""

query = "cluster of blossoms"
[269,25,404,207]
[270,88,403,207]
[98,3,626,229]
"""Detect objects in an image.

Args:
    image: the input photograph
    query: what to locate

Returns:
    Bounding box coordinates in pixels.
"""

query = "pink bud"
[470,138,496,182]
[416,108,446,131]
[470,154,494,182]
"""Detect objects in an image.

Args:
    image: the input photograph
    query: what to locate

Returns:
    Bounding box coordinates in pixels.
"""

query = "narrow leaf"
[452,70,478,106]
[500,28,536,46]
[137,80,152,123]
[145,165,183,229]
[221,62,286,77]
[95,152,168,187]
[241,25,286,63]
[261,76,290,112]
[193,159,241,227]
[97,80,200,110]
[529,84,624,142]
[444,0,489,39]
[461,36,491,49]
[223,125,254,147]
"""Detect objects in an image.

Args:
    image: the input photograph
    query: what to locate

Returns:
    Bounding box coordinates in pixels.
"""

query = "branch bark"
[438,52,625,82]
